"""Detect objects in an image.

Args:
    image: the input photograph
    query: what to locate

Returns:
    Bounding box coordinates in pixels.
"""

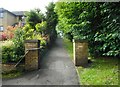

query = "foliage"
[35,21,47,35]
[24,9,48,46]
[0,32,7,40]
[94,3,120,57]
[23,23,47,46]
[12,28,26,58]
[0,26,17,41]
[55,2,120,57]
[23,24,34,39]
[45,2,58,42]
[2,3,58,64]
[32,34,47,46]
[2,41,15,63]
[25,9,45,29]
[2,28,25,63]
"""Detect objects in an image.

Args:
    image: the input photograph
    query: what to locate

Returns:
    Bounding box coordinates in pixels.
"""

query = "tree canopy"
[25,9,45,29]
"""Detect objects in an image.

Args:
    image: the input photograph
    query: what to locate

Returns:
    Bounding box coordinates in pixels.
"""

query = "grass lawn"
[63,38,119,85]
[77,58,119,85]
[63,38,73,60]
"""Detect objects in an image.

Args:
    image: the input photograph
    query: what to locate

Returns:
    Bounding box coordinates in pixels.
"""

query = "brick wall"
[25,40,40,71]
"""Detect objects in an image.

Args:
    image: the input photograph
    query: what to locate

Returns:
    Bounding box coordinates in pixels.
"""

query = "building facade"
[0,8,26,32]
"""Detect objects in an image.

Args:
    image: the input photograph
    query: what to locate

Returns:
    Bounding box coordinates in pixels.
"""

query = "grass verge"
[63,38,73,60]
[63,38,119,85]
[2,70,23,79]
[77,58,119,85]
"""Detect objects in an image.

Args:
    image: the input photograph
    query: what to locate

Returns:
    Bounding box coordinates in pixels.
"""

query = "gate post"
[73,39,88,67]
[25,40,40,71]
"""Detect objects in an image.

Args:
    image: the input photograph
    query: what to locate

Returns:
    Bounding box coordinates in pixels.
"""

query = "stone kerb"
[73,39,88,67]
[25,40,40,71]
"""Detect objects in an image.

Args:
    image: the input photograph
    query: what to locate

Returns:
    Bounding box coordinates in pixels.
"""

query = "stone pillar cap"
[73,39,88,43]
[25,39,40,43]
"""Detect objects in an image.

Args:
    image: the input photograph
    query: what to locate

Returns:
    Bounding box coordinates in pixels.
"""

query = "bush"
[32,34,47,46]
[1,32,7,40]
[35,21,47,35]
[2,45,17,63]
[0,26,17,41]
[2,41,18,63]
[2,28,25,63]
[12,28,25,60]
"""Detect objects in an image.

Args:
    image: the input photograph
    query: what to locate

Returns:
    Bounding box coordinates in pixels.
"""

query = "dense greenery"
[24,9,49,46]
[55,2,120,57]
[24,2,58,45]
[2,29,25,63]
[25,9,45,29]
[45,2,58,43]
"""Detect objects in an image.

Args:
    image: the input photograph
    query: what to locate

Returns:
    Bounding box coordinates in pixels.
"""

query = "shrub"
[2,45,17,63]
[35,21,47,35]
[1,32,7,40]
[12,28,25,59]
[2,28,26,63]
[2,41,18,63]
[0,26,17,41]
[32,34,47,46]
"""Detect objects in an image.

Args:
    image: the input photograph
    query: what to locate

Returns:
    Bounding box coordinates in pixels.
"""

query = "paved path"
[2,38,80,85]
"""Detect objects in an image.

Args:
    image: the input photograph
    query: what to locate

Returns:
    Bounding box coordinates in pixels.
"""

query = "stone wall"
[25,40,40,71]
[1,64,24,73]
[73,39,88,67]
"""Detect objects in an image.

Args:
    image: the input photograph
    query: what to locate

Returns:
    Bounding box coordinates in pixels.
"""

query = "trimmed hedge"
[55,2,120,57]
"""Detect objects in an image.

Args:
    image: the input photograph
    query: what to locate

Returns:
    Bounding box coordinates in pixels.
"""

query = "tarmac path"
[2,38,80,86]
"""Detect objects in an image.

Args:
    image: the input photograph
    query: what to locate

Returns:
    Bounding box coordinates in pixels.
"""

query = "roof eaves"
[0,8,16,16]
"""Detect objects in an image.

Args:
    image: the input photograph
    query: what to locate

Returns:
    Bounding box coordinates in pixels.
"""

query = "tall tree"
[45,2,58,41]
[25,9,45,30]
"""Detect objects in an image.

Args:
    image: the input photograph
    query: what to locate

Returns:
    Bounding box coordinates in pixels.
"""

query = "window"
[0,13,3,18]
[0,26,4,31]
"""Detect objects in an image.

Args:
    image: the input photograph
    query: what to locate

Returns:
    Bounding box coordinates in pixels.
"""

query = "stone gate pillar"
[25,40,40,71]
[73,39,88,67]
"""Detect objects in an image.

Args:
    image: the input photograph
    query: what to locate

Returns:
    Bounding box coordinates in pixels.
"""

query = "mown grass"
[63,38,119,85]
[63,38,73,60]
[77,58,119,85]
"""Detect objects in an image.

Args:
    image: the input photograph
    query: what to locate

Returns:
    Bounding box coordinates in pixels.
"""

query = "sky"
[0,0,58,13]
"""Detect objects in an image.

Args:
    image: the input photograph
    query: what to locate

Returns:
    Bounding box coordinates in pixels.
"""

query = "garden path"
[2,38,80,85]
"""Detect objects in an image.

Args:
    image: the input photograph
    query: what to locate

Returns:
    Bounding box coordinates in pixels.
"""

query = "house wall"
[3,11,17,31]
[0,18,3,26]
[0,8,26,32]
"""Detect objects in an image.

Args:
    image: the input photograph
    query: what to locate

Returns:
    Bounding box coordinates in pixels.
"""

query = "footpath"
[2,38,80,85]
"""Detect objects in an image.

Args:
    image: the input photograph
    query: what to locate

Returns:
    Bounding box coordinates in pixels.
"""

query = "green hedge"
[55,2,120,57]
